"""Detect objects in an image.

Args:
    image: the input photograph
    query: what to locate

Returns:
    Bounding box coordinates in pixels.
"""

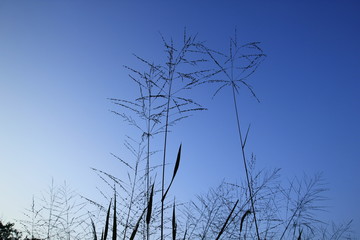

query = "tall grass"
[92,30,210,239]
[10,29,353,239]
[199,31,265,239]
[82,30,354,239]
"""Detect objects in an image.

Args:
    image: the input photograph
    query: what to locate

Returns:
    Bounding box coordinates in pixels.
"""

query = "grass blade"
[90,218,97,240]
[162,144,182,202]
[146,183,155,225]
[112,194,117,240]
[215,200,239,240]
[240,209,251,233]
[172,199,177,240]
[103,199,112,240]
[130,209,146,240]
[242,124,251,149]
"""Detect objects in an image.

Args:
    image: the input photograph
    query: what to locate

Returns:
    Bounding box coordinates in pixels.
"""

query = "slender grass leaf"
[112,194,117,240]
[215,200,239,240]
[146,184,154,225]
[90,218,97,240]
[240,209,251,233]
[103,199,112,240]
[130,209,146,240]
[172,199,177,240]
[162,144,182,202]
[242,124,251,149]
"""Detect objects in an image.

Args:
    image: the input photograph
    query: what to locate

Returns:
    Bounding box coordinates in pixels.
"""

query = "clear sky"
[1,0,359,236]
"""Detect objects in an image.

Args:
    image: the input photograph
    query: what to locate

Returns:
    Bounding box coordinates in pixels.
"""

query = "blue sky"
[1,0,359,236]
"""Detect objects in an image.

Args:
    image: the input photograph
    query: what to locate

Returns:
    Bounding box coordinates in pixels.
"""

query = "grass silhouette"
[15,30,355,240]
[87,30,354,240]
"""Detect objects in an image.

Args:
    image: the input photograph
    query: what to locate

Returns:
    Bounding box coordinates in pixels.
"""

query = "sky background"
[1,0,359,236]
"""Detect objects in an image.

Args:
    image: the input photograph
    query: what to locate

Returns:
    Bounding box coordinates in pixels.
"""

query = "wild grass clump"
[86,30,354,240]
[16,30,354,240]
[90,30,212,240]
[20,180,91,240]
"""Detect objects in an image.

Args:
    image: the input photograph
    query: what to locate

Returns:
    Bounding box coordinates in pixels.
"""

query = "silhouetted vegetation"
[19,180,90,240]
[4,30,354,239]
[86,30,354,239]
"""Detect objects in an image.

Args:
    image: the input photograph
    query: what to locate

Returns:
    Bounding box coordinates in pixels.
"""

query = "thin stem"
[231,84,261,240]
[161,79,172,240]
[146,80,151,240]
[123,152,139,240]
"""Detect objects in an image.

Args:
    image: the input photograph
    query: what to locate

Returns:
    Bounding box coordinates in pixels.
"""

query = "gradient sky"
[1,0,359,235]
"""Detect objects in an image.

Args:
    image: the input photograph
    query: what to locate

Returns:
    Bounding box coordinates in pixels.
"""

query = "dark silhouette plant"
[96,30,210,240]
[87,30,354,240]
[199,31,266,240]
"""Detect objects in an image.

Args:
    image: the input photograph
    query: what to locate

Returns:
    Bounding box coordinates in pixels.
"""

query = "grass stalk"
[145,81,151,240]
[160,70,173,240]
[231,84,261,240]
